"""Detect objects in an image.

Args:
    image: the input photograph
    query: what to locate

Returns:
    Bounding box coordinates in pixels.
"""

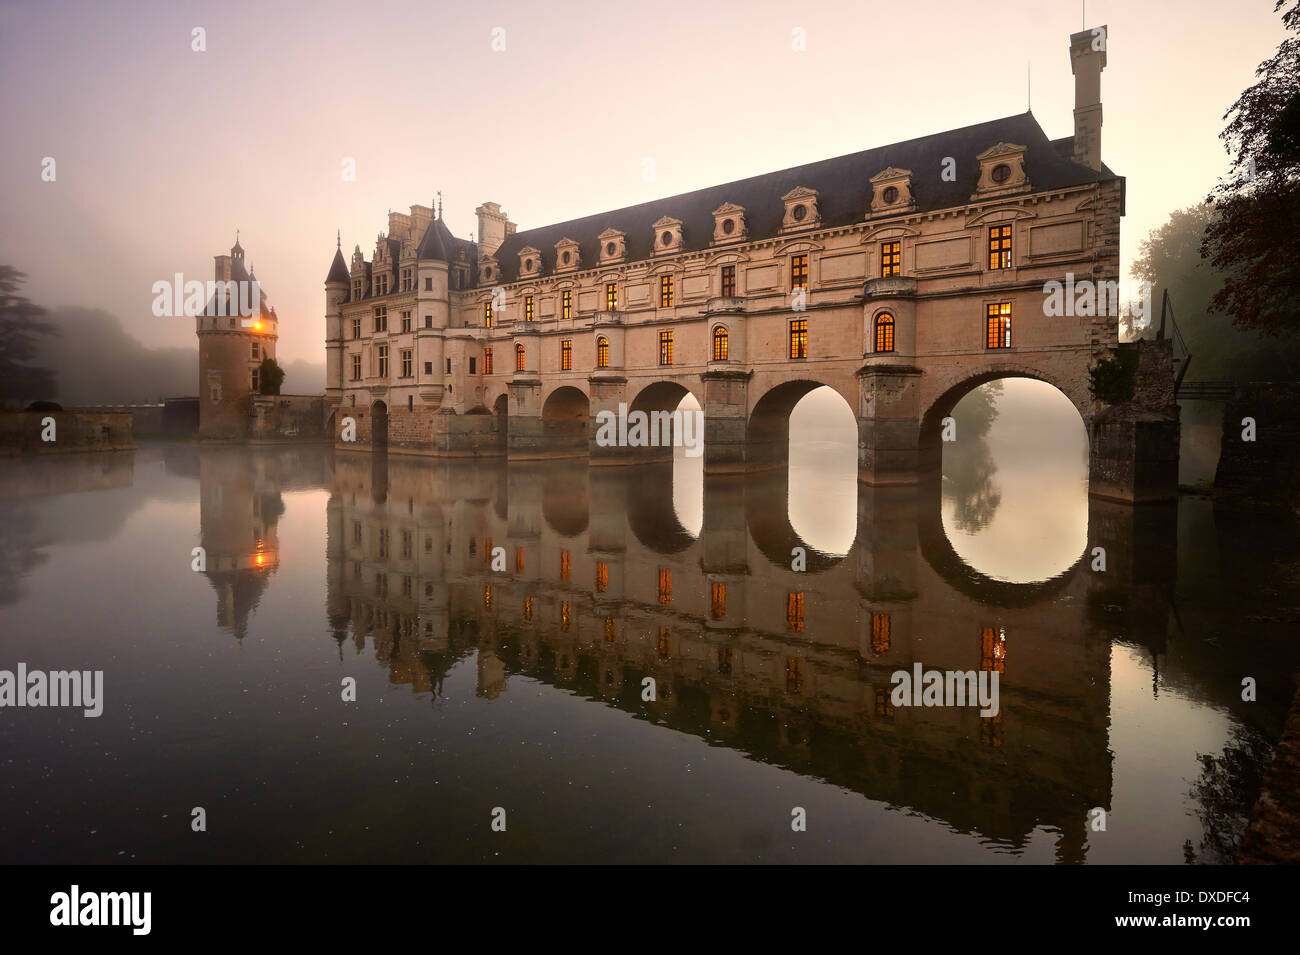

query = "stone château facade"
[324,26,1160,493]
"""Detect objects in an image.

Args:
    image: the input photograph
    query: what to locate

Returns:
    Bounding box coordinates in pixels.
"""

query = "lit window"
[596,336,610,368]
[560,601,571,631]
[560,550,571,582]
[484,584,493,609]
[980,626,1007,673]
[603,617,616,641]
[871,613,891,654]
[720,264,736,297]
[658,567,671,604]
[711,582,726,618]
[658,330,673,366]
[988,224,1013,270]
[484,301,493,327]
[789,319,808,359]
[986,302,1012,349]
[595,560,608,592]
[515,546,525,573]
[561,338,572,371]
[874,312,895,353]
[515,343,526,371]
[605,283,617,310]
[524,295,534,321]
[786,592,804,632]
[659,275,674,308]
[523,596,533,621]
[712,325,729,361]
[657,626,671,659]
[881,241,901,277]
[791,253,809,291]
[484,348,493,375]
[561,289,572,320]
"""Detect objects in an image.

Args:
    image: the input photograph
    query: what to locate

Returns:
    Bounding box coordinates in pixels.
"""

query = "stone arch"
[917,363,1090,477]
[624,379,704,462]
[541,385,590,455]
[746,378,856,471]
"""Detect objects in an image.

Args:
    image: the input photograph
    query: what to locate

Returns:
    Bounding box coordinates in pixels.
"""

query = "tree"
[1134,205,1299,379]
[1201,1,1300,338]
[0,266,57,407]
[258,356,285,396]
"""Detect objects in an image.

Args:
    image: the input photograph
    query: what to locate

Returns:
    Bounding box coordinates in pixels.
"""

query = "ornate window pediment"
[711,202,748,244]
[517,245,543,279]
[868,168,915,216]
[652,216,684,255]
[973,143,1030,199]
[554,237,581,272]
[781,187,821,232]
[598,227,627,264]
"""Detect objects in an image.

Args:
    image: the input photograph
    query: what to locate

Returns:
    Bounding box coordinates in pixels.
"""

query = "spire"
[437,191,443,220]
[337,229,341,248]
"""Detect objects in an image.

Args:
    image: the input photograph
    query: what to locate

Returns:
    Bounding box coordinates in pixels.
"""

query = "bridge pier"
[702,368,750,473]
[857,364,925,485]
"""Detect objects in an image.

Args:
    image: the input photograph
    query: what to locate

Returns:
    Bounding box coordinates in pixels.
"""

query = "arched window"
[874,312,895,353]
[712,325,729,361]
[514,343,525,372]
[596,336,610,368]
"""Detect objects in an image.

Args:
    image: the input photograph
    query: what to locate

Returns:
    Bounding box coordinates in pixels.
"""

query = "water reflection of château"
[191,444,1181,862]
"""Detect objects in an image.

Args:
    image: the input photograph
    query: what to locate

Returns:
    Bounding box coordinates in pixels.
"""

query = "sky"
[0,0,1291,365]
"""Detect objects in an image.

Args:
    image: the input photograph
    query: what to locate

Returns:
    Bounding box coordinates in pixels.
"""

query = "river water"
[1,382,1296,863]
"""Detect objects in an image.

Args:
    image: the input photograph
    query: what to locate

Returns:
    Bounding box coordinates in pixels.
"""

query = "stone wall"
[0,411,134,454]
[1088,339,1180,503]
[250,394,328,442]
[1215,382,1300,510]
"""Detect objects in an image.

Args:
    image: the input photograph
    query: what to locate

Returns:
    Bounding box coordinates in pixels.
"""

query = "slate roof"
[325,246,349,284]
[486,112,1121,285]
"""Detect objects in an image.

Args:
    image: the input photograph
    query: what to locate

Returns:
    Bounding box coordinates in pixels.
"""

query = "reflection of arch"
[747,379,853,471]
[917,368,1088,478]
[743,469,850,573]
[627,461,696,553]
[541,385,590,454]
[371,400,389,449]
[541,461,589,536]
[916,478,1085,606]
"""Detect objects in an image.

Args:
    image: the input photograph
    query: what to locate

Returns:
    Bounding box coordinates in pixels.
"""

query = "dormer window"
[711,202,747,244]
[517,246,542,279]
[598,228,627,264]
[868,168,915,216]
[652,216,683,255]
[554,238,580,272]
[973,143,1029,198]
[781,187,821,232]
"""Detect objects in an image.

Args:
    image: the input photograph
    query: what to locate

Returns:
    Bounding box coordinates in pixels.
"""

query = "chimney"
[475,202,513,256]
[1069,25,1107,171]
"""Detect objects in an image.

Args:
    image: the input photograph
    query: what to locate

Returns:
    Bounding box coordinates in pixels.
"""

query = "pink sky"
[0,0,1288,365]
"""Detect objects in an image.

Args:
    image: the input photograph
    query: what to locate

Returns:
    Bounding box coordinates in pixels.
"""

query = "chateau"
[323,27,1167,496]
